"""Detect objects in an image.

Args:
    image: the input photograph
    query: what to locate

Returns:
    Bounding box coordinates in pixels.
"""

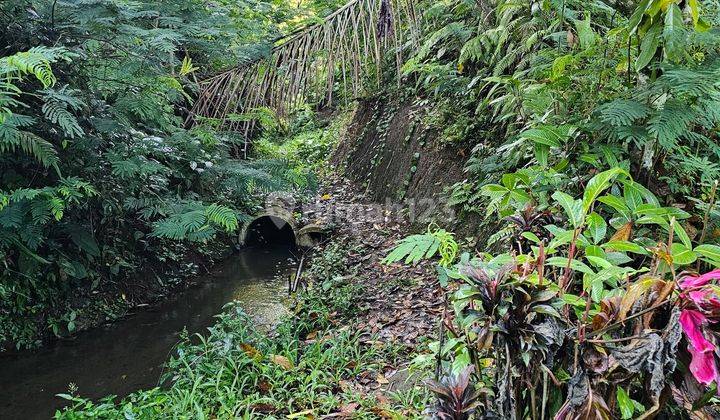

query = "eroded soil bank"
[333,98,482,239]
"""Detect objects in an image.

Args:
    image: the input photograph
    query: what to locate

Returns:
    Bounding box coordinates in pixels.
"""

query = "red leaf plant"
[678,269,720,391]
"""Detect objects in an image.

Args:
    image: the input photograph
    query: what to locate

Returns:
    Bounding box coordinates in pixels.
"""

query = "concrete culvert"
[295,223,330,248]
[241,215,296,247]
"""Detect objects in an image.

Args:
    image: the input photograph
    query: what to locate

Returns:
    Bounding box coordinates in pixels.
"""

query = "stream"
[0,244,297,419]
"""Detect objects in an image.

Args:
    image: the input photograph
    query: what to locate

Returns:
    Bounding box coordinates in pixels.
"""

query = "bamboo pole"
[187,0,420,148]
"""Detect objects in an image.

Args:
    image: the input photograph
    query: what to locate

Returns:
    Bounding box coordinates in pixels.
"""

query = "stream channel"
[0,241,297,419]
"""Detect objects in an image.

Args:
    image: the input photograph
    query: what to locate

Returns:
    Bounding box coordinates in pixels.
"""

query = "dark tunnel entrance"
[244,216,296,248]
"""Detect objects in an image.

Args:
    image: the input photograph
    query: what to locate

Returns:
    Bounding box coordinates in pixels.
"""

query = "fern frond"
[459,36,485,65]
[382,225,458,267]
[648,98,696,149]
[0,46,70,88]
[151,202,239,242]
[109,154,167,179]
[655,66,720,97]
[415,22,472,63]
[42,98,83,138]
[204,204,238,232]
[179,56,199,76]
[0,119,59,168]
[596,99,650,126]
[382,233,440,265]
[0,201,25,228]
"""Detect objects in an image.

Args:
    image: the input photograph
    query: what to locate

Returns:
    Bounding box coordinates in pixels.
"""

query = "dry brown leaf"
[566,30,577,48]
[339,403,358,415]
[375,392,390,406]
[609,222,633,242]
[370,406,394,419]
[258,380,271,393]
[270,354,294,370]
[617,278,658,322]
[250,403,276,414]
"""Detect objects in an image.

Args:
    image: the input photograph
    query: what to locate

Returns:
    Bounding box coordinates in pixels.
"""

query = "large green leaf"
[598,195,632,221]
[574,15,597,49]
[582,168,627,214]
[628,0,651,35]
[695,244,720,266]
[603,240,649,255]
[671,243,696,266]
[673,221,692,249]
[663,4,685,61]
[586,212,607,244]
[534,143,549,167]
[546,256,595,275]
[636,20,662,71]
[689,0,699,27]
[552,191,583,228]
[520,125,574,147]
[66,224,100,257]
[617,387,634,419]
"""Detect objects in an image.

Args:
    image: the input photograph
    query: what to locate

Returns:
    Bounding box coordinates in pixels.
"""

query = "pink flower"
[678,270,720,391]
[688,290,720,317]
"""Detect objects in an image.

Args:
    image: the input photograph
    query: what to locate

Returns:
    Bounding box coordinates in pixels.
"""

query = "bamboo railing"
[186,0,421,156]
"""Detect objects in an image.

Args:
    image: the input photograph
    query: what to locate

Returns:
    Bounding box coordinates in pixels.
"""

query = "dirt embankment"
[333,98,481,238]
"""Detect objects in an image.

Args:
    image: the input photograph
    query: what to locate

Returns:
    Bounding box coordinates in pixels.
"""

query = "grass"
[55,274,431,419]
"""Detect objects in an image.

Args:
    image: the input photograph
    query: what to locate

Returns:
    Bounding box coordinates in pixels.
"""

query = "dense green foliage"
[401,169,719,417]
[381,0,720,417]
[0,0,344,349]
[253,107,349,175]
[396,0,720,209]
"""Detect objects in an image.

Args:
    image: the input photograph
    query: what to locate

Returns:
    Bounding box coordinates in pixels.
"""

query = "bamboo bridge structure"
[186,0,422,156]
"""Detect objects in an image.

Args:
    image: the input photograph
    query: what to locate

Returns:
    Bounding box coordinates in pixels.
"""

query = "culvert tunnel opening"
[244,216,296,248]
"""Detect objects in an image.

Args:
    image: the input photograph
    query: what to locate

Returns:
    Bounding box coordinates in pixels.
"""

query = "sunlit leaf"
[617,387,634,419]
[695,244,720,266]
[270,354,294,370]
[586,212,607,244]
[582,168,627,214]
[671,243,696,266]
[552,191,583,228]
[546,256,595,275]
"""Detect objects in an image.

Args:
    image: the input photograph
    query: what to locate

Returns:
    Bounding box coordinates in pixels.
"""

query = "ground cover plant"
[390,168,720,418]
[379,0,720,417]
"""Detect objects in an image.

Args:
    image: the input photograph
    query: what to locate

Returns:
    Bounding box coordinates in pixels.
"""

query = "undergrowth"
[253,107,351,176]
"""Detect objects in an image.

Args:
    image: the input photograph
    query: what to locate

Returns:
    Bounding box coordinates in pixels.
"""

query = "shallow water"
[0,245,296,419]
